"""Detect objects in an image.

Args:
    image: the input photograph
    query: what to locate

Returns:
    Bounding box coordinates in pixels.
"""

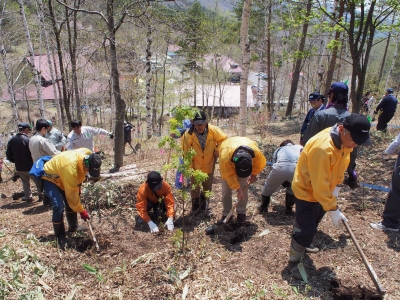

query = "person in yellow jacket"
[218,136,266,224]
[288,114,371,280]
[181,111,227,216]
[136,171,175,233]
[42,148,102,249]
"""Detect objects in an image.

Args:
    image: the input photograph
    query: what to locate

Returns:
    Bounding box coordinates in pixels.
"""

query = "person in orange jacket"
[181,111,227,216]
[136,171,175,233]
[218,136,267,224]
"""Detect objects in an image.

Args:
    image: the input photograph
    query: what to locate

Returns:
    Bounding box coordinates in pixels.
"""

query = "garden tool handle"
[342,220,385,296]
[223,182,251,224]
[86,220,100,251]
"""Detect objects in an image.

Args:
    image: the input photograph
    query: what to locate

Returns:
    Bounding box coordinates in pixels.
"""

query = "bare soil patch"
[1,120,400,299]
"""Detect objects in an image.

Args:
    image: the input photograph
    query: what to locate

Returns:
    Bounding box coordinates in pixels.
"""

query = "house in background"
[203,54,242,83]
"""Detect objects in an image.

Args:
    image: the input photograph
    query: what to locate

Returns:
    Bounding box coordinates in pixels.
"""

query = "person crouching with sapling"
[136,171,175,233]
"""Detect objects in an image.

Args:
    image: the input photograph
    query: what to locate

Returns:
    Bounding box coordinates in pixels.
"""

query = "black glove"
[281,181,291,188]
[109,132,114,139]
[344,171,359,189]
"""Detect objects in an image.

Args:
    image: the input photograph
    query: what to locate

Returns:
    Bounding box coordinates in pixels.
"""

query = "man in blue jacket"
[374,88,398,132]
[300,93,325,146]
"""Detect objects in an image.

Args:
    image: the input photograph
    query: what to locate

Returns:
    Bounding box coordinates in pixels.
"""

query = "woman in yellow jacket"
[42,148,102,249]
[218,136,266,224]
[181,111,227,215]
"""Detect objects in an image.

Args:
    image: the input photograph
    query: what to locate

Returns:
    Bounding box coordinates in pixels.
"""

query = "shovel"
[342,220,386,296]
[205,182,251,235]
[86,220,100,251]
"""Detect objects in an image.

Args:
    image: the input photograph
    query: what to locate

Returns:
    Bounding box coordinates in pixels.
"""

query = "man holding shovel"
[181,111,227,216]
[288,114,371,280]
[42,148,101,249]
[218,136,266,224]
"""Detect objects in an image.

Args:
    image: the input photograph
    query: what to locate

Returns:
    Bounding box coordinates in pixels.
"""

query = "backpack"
[29,156,53,179]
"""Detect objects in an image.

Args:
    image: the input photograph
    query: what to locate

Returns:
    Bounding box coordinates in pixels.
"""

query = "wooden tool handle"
[86,220,100,251]
[342,220,386,296]
[223,182,251,224]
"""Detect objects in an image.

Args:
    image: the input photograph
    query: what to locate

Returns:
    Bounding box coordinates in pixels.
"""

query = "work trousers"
[190,173,213,199]
[16,171,34,199]
[43,180,74,223]
[262,162,296,196]
[147,200,167,222]
[377,111,395,132]
[382,153,400,229]
[292,199,326,248]
[221,177,249,216]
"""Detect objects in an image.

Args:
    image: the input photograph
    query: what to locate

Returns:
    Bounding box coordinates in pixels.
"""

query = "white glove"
[332,186,341,198]
[148,221,159,233]
[164,217,174,231]
[329,209,348,228]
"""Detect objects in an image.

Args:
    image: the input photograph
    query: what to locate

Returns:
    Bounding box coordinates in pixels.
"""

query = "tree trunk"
[51,47,66,129]
[48,0,71,126]
[107,0,125,168]
[324,0,344,94]
[239,0,252,136]
[378,14,395,82]
[285,0,312,117]
[266,1,272,112]
[145,27,153,139]
[65,0,82,121]
[385,34,399,90]
[18,0,45,117]
[159,43,168,135]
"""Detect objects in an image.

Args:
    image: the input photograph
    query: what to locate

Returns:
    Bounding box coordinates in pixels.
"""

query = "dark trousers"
[43,180,74,223]
[382,153,400,229]
[377,111,395,132]
[147,200,167,222]
[292,199,326,247]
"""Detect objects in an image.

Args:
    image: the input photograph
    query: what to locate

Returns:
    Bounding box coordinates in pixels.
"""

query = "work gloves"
[164,217,174,231]
[332,186,342,198]
[108,132,114,139]
[80,210,90,220]
[329,209,348,228]
[148,220,159,233]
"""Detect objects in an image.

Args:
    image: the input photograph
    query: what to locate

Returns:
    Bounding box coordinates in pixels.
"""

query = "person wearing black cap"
[303,82,359,189]
[6,122,35,201]
[288,114,371,281]
[41,148,101,249]
[218,137,266,224]
[136,171,175,233]
[300,93,325,146]
[123,121,136,155]
[374,88,398,132]
[181,111,227,216]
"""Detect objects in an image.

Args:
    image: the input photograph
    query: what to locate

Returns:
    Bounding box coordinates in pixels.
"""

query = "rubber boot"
[258,195,270,214]
[191,198,200,215]
[288,238,306,280]
[65,212,87,232]
[285,193,296,215]
[53,222,66,250]
[199,194,211,217]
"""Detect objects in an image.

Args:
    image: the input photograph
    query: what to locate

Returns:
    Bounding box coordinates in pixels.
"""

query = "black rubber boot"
[191,198,200,215]
[66,212,87,232]
[258,195,270,214]
[199,194,207,211]
[53,222,66,250]
[285,193,296,215]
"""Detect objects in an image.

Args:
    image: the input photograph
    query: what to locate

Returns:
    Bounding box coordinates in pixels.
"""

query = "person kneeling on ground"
[288,114,371,280]
[136,171,175,233]
[42,148,101,250]
[218,136,266,225]
[260,139,302,215]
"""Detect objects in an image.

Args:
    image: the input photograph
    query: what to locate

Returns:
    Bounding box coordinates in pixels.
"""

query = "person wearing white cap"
[45,119,66,151]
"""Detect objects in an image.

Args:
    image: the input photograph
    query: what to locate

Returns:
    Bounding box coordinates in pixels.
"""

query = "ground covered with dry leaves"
[1,120,400,300]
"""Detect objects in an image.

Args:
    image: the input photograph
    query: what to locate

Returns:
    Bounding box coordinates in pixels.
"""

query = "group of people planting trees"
[2,81,400,282]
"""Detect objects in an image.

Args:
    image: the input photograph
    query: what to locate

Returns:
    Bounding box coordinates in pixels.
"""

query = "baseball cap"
[18,122,32,131]
[326,82,348,96]
[232,149,253,178]
[47,120,53,126]
[308,92,321,101]
[147,171,163,191]
[343,114,372,146]
[193,111,207,125]
[387,88,394,94]
[87,153,102,177]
